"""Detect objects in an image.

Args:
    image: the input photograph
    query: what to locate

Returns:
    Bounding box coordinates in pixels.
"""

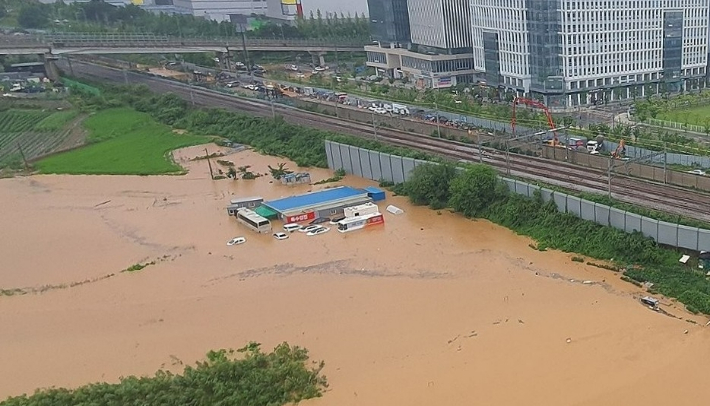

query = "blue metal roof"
[364,186,384,194]
[264,186,367,212]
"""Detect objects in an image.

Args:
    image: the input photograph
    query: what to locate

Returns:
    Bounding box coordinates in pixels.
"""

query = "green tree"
[404,163,457,209]
[17,3,49,28]
[448,164,501,217]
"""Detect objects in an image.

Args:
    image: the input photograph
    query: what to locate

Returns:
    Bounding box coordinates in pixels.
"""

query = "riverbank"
[1,145,709,405]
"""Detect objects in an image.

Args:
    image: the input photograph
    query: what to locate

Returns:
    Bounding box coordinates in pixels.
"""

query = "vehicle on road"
[307,227,330,236]
[227,237,246,246]
[373,107,387,114]
[687,169,706,176]
[273,232,289,240]
[283,223,302,232]
[309,217,330,225]
[299,225,323,233]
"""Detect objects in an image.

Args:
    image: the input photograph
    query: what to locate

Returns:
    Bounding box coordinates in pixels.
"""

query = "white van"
[283,223,302,233]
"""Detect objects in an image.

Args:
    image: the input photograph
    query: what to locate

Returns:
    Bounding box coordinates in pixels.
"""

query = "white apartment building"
[471,0,709,107]
[407,0,471,52]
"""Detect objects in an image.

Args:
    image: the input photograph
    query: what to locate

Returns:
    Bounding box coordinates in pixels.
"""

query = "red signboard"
[365,214,385,225]
[286,212,316,223]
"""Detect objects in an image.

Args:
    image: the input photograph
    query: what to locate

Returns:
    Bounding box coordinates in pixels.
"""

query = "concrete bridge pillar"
[43,54,60,81]
[309,51,326,67]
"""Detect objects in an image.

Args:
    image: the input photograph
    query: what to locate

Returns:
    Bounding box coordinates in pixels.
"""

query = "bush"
[0,342,327,406]
[404,163,457,209]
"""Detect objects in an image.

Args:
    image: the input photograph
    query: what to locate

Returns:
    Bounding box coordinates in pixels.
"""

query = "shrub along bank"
[0,342,327,406]
[399,163,710,315]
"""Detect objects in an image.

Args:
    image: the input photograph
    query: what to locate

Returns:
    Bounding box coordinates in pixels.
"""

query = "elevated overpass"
[0,33,368,56]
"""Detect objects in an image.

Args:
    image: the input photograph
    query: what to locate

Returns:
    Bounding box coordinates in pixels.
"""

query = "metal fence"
[602,140,710,168]
[646,117,706,134]
[325,140,710,251]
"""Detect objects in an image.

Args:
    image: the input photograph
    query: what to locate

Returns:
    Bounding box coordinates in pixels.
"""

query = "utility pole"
[16,141,28,171]
[505,139,510,175]
[663,142,667,184]
[270,97,275,118]
[66,57,74,76]
[122,68,128,85]
[477,132,482,163]
[205,148,214,179]
[434,102,441,137]
[607,158,613,198]
[372,111,377,140]
[189,81,195,106]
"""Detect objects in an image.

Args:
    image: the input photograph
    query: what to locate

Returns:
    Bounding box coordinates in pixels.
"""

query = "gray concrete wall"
[325,140,710,251]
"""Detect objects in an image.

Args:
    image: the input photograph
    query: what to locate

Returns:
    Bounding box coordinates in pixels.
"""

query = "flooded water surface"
[1,145,709,405]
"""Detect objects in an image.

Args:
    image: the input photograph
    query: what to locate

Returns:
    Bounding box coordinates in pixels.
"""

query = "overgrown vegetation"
[71,83,434,168]
[36,108,208,175]
[0,342,327,406]
[400,162,710,315]
[314,168,346,185]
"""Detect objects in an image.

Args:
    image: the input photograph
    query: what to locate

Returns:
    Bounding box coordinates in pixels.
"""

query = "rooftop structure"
[263,186,368,213]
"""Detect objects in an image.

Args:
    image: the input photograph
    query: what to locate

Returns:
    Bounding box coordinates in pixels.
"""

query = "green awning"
[255,205,279,219]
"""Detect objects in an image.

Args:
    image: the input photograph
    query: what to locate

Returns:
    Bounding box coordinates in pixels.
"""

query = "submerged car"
[307,227,330,236]
[309,217,330,225]
[329,216,345,225]
[273,232,289,240]
[227,236,246,246]
[299,225,323,233]
[283,223,302,233]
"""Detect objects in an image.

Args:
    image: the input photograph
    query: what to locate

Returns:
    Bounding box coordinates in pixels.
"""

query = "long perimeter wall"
[325,140,710,252]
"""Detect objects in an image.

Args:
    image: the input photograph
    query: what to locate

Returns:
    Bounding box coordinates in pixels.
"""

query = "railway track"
[65,61,710,223]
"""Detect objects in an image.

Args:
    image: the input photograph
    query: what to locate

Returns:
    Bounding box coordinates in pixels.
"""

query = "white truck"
[392,103,410,115]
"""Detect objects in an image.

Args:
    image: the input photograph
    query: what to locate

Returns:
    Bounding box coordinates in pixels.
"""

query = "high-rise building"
[364,0,476,88]
[367,0,411,47]
[407,0,471,53]
[470,0,709,107]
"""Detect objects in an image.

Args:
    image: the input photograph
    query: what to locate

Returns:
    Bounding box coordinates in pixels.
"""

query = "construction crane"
[612,139,626,159]
[511,97,559,146]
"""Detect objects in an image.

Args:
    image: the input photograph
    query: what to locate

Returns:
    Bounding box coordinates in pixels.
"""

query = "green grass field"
[657,105,710,126]
[36,108,209,175]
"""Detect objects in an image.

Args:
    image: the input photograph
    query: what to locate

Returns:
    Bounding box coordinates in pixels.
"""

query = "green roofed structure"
[255,205,279,219]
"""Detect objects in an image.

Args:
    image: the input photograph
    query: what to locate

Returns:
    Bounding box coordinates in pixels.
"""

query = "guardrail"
[0,33,368,52]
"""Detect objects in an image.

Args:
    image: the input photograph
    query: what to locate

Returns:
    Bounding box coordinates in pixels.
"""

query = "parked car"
[273,232,289,240]
[227,236,246,246]
[309,217,330,225]
[329,216,345,225]
[299,225,323,233]
[307,227,330,236]
[283,223,302,233]
[226,81,240,88]
[687,169,706,176]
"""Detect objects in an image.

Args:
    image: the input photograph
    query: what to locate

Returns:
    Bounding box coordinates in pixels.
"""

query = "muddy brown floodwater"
[1,145,710,405]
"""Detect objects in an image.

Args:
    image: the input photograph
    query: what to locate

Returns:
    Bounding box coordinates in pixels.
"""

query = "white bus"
[337,212,385,233]
[236,208,272,233]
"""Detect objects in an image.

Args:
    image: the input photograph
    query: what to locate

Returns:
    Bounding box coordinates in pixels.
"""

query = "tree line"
[10,0,369,40]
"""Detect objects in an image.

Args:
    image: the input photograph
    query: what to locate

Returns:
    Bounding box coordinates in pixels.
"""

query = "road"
[61,59,710,223]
